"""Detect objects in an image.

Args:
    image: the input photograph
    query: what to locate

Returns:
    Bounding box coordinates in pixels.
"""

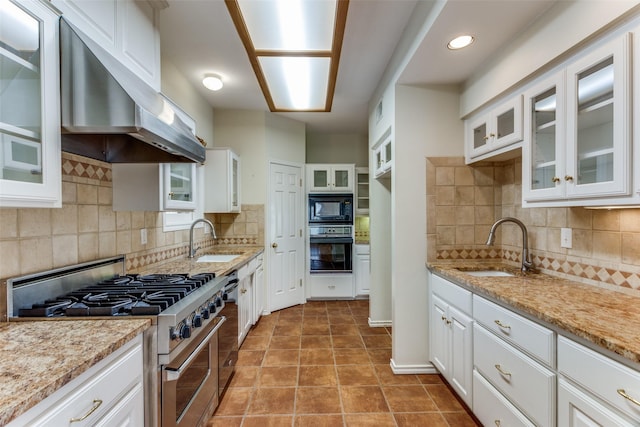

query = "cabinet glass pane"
[232,157,238,206]
[334,170,348,188]
[384,141,392,163]
[168,164,193,202]
[496,108,515,138]
[576,57,614,185]
[0,2,42,184]
[531,88,557,190]
[473,123,487,149]
[313,170,328,187]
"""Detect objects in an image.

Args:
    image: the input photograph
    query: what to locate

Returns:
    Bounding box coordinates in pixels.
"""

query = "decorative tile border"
[61,152,112,183]
[436,248,640,290]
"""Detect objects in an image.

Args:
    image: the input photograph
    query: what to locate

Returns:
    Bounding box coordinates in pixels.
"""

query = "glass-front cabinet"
[523,32,631,206]
[306,164,354,193]
[355,167,369,214]
[164,163,196,210]
[0,0,61,207]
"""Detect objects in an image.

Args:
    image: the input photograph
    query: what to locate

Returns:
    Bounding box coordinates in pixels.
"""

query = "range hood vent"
[59,18,205,164]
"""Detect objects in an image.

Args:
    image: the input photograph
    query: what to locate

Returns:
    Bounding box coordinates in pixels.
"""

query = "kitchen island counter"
[0,318,151,425]
[130,245,264,276]
[428,261,640,367]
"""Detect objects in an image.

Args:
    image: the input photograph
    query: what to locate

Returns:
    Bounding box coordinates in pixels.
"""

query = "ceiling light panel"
[237,0,336,51]
[259,56,330,110]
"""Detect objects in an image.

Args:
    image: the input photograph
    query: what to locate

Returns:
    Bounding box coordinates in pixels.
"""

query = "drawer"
[238,263,250,279]
[29,337,143,427]
[430,273,472,314]
[473,295,555,367]
[473,369,535,427]
[558,336,640,421]
[309,275,353,298]
[474,323,555,427]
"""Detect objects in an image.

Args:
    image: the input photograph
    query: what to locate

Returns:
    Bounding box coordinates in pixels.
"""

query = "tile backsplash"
[0,152,264,281]
[426,156,640,293]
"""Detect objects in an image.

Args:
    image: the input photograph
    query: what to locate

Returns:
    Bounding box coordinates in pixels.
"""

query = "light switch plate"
[561,227,572,248]
[141,228,148,245]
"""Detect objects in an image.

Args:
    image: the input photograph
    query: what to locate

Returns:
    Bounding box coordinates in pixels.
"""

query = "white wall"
[460,1,639,117]
[161,58,214,145]
[391,84,463,371]
[306,134,368,166]
[266,114,306,165]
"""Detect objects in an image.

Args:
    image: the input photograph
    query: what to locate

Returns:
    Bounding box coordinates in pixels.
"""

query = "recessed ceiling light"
[447,35,475,50]
[202,74,223,91]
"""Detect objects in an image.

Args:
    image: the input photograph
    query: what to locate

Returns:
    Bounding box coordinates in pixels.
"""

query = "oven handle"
[164,316,226,382]
[224,281,239,293]
[309,237,353,244]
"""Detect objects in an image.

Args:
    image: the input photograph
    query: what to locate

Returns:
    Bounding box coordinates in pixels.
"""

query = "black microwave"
[308,194,353,224]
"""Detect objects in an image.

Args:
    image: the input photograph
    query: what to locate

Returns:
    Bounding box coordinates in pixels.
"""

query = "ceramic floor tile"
[295,386,342,414]
[340,386,389,413]
[241,415,294,427]
[299,348,334,365]
[273,323,302,336]
[258,366,298,387]
[269,335,301,349]
[367,348,391,364]
[299,365,338,386]
[337,365,379,386]
[330,324,360,335]
[334,348,371,365]
[332,335,365,348]
[343,413,396,427]
[206,416,243,427]
[294,414,344,426]
[236,350,265,366]
[247,387,296,415]
[302,322,331,335]
[213,387,252,416]
[228,366,259,388]
[442,411,482,426]
[382,385,438,412]
[426,384,467,412]
[241,335,271,350]
[263,349,300,366]
[394,412,450,427]
[374,364,421,385]
[301,335,332,348]
[361,335,392,348]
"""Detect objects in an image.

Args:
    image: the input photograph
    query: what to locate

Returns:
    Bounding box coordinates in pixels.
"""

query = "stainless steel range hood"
[59,18,205,164]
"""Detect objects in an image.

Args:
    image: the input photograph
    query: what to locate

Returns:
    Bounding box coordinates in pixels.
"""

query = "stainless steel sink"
[196,254,240,263]
[459,270,515,277]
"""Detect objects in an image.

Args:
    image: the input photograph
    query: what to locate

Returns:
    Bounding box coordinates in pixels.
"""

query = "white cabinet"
[354,244,370,296]
[50,0,161,90]
[8,335,144,427]
[238,254,264,346]
[473,369,536,427]
[429,273,473,408]
[523,32,633,206]
[112,163,197,211]
[373,137,392,178]
[307,164,354,192]
[0,0,61,208]
[308,274,354,299]
[253,254,264,323]
[558,336,640,424]
[204,148,241,213]
[355,167,369,214]
[465,95,523,163]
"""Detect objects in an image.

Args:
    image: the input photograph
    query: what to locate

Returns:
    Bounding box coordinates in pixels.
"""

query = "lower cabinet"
[253,254,265,324]
[473,369,536,427]
[429,273,473,408]
[238,263,253,346]
[308,274,354,299]
[9,335,144,426]
[354,244,370,296]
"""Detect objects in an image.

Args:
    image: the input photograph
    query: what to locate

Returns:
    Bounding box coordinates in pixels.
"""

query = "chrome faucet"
[486,217,535,273]
[188,218,217,258]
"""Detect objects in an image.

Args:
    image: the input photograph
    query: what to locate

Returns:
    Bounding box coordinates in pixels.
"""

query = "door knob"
[272,242,278,248]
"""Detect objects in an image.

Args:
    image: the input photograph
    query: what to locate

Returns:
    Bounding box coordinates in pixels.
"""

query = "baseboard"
[390,359,438,375]
[368,318,392,327]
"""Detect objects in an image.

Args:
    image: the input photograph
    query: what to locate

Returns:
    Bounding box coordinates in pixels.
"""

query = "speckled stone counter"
[130,245,264,276]
[0,318,150,425]
[428,262,640,366]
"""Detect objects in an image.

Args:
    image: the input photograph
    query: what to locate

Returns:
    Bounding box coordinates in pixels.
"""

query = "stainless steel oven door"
[161,316,225,427]
[309,237,353,273]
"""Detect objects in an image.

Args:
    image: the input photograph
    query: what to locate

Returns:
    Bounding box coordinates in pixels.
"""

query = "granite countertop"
[0,319,151,425]
[428,261,640,366]
[130,245,264,276]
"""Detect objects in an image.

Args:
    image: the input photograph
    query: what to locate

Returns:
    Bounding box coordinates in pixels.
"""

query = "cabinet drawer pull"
[495,364,512,378]
[494,320,511,330]
[70,399,103,423]
[617,389,640,407]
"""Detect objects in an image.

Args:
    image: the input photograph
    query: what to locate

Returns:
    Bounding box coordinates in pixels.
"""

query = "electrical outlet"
[561,227,572,248]
[140,228,148,245]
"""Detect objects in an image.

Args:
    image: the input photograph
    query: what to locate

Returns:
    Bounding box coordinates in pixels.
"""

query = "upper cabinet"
[204,148,241,213]
[465,95,523,163]
[50,0,161,90]
[307,164,354,193]
[523,32,633,206]
[0,0,62,208]
[373,136,392,178]
[112,163,197,211]
[355,167,369,214]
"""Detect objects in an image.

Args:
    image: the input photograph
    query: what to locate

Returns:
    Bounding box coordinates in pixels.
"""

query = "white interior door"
[268,162,304,312]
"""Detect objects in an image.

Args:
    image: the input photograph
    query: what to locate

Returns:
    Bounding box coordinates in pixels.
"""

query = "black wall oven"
[309,225,353,273]
[308,193,353,224]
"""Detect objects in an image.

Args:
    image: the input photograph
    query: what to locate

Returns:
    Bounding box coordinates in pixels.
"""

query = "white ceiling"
[159,0,556,136]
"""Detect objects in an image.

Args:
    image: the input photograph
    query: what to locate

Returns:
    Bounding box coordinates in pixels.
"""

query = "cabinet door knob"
[241,288,247,294]
[551,176,561,183]
[564,175,574,182]
[271,242,278,249]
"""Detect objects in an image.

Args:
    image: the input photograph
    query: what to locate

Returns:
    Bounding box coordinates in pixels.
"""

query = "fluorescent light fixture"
[202,74,223,91]
[226,0,348,112]
[447,35,475,50]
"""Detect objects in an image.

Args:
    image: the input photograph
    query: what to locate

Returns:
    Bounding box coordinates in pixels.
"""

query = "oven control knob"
[215,297,222,307]
[180,324,191,339]
[193,314,203,328]
[222,293,228,301]
[208,302,217,314]
[201,308,210,319]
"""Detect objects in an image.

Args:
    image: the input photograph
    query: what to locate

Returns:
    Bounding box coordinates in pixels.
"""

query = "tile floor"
[208,300,480,426]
